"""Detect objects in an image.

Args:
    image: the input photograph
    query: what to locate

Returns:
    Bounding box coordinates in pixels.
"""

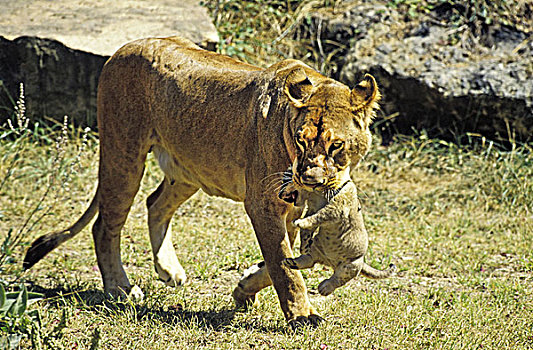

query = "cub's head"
[282,67,380,194]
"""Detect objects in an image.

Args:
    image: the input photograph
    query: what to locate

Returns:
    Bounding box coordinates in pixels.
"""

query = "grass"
[0,127,531,349]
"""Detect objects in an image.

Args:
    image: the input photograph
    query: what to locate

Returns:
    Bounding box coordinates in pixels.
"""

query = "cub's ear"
[284,68,313,108]
[351,74,380,112]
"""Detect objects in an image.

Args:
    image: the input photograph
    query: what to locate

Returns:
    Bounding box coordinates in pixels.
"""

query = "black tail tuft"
[23,232,65,270]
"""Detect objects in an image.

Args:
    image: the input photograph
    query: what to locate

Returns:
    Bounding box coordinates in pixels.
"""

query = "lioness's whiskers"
[272,183,290,195]
[259,172,287,184]
[325,188,333,201]
[261,170,295,194]
[264,177,284,193]
[264,173,293,195]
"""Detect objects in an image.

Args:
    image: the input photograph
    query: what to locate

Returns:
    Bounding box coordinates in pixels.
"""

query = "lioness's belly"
[152,145,246,202]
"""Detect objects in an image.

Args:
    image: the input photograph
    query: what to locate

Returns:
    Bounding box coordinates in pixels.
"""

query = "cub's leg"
[317,258,363,296]
[147,178,198,287]
[299,228,315,255]
[233,207,302,309]
[294,203,341,230]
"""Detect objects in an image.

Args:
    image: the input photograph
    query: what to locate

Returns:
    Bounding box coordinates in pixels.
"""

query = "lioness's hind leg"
[93,145,149,297]
[147,178,198,287]
[233,261,272,309]
[95,60,156,297]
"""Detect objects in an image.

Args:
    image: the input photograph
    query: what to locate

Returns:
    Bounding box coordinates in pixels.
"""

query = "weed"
[201,0,338,68]
[0,84,92,348]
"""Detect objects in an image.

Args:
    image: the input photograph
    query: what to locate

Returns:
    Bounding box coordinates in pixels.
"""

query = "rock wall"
[299,2,532,144]
[0,36,107,127]
[0,0,218,128]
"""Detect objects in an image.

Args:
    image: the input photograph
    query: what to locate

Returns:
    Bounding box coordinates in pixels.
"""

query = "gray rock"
[0,0,218,127]
[0,0,218,56]
[299,2,532,145]
[0,36,106,127]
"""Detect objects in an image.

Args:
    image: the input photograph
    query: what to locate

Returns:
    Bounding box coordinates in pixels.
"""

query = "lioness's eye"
[295,133,305,149]
[328,141,344,155]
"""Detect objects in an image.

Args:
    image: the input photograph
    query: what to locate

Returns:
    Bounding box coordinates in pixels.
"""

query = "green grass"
[0,129,531,349]
[1,1,532,348]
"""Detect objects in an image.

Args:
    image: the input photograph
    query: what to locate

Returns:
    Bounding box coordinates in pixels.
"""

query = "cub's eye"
[328,141,344,155]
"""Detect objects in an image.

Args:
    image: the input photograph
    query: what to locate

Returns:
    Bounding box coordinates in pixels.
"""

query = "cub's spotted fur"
[280,169,396,296]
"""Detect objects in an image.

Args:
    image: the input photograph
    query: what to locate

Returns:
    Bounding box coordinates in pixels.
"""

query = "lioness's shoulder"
[111,36,200,59]
[266,59,329,83]
[110,36,261,73]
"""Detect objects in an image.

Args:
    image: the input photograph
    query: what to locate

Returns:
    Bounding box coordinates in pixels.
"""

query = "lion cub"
[279,169,396,296]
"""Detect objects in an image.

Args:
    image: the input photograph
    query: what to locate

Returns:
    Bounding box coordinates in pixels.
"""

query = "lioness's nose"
[300,166,326,186]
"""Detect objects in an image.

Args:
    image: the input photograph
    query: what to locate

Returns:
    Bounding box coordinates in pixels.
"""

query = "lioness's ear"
[284,68,313,108]
[351,74,380,128]
[351,74,380,112]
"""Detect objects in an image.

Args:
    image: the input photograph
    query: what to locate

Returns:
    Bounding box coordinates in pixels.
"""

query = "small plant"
[0,283,43,349]
[0,83,91,348]
[0,84,92,275]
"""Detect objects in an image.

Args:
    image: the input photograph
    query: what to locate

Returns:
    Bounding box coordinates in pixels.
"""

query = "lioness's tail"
[361,263,396,279]
[23,189,99,270]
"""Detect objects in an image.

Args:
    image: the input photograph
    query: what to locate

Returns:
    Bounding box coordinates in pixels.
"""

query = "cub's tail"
[361,262,396,280]
[23,189,99,270]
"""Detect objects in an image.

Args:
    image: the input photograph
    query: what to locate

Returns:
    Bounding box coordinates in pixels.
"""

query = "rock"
[0,36,106,127]
[0,0,218,56]
[0,0,218,127]
[299,2,532,145]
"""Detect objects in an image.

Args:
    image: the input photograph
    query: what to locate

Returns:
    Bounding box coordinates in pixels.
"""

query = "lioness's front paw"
[288,315,325,329]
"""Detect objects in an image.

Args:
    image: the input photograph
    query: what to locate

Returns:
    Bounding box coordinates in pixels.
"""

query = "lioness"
[23,36,380,326]
[279,167,396,296]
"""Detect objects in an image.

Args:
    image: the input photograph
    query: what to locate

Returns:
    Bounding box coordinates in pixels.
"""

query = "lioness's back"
[109,36,261,76]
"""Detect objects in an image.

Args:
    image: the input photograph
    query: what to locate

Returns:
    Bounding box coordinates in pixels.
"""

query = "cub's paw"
[282,258,299,270]
[293,218,313,230]
[317,279,337,296]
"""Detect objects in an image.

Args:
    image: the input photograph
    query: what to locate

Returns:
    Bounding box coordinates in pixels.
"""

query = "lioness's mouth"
[278,189,299,204]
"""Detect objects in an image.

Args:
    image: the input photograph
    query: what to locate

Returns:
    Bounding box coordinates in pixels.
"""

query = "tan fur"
[280,176,396,296]
[23,36,380,325]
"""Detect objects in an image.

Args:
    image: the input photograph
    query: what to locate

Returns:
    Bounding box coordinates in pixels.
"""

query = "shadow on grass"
[25,281,283,333]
